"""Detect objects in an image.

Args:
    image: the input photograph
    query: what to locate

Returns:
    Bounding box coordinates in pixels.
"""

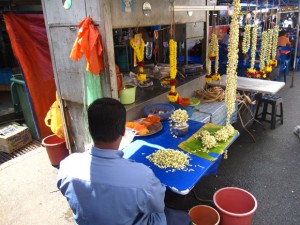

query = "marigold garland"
[242,24,251,54]
[167,39,179,102]
[130,37,146,83]
[225,0,240,126]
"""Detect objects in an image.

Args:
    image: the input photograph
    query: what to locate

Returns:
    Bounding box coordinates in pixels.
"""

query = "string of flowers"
[205,30,220,83]
[207,58,211,76]
[259,31,268,72]
[130,37,146,83]
[167,39,179,102]
[250,25,258,69]
[212,32,219,75]
[225,0,240,126]
[265,29,273,64]
[270,25,279,67]
[271,25,279,60]
[242,24,251,54]
[263,28,274,74]
[246,25,258,78]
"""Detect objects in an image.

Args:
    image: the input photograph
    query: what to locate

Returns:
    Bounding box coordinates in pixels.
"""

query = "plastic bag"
[44,93,65,139]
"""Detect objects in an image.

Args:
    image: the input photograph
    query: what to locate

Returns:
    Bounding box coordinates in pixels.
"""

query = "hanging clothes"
[70,17,104,75]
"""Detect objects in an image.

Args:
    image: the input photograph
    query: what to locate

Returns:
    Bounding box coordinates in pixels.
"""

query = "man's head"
[88,98,126,143]
[280,30,289,37]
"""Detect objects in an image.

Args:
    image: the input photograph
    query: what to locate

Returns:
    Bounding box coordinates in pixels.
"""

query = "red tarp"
[4,13,56,139]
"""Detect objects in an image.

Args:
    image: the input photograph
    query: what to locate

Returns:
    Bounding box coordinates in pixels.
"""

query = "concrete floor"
[0,148,76,225]
[0,72,299,225]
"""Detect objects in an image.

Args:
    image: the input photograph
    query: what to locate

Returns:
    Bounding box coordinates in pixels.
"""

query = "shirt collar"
[89,146,124,159]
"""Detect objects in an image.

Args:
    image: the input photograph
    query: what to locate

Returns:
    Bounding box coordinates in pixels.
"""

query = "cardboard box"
[0,122,32,153]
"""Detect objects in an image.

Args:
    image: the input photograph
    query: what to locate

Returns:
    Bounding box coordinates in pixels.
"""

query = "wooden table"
[122,120,239,195]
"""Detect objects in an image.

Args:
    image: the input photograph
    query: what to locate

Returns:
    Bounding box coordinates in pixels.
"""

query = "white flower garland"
[207,58,211,75]
[242,24,251,54]
[271,25,279,60]
[211,32,219,74]
[259,31,268,71]
[225,0,240,126]
[250,25,258,70]
[265,29,273,64]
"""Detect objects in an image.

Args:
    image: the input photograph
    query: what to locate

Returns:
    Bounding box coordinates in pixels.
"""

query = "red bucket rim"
[42,134,65,147]
[189,205,220,225]
[213,187,258,217]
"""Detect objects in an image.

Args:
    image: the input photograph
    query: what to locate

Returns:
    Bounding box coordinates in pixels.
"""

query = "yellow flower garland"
[130,37,146,83]
[242,24,251,54]
[130,38,145,62]
[225,0,240,126]
[167,39,179,102]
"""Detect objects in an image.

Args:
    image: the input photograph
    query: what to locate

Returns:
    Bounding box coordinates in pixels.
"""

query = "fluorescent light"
[174,5,228,11]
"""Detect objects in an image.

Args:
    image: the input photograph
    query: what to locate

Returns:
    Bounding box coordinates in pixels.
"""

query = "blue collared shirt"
[57,146,167,225]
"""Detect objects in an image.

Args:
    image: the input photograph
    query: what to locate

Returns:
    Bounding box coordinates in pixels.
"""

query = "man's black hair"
[279,30,288,37]
[88,98,126,142]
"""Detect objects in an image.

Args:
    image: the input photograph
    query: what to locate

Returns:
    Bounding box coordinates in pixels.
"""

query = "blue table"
[123,120,239,195]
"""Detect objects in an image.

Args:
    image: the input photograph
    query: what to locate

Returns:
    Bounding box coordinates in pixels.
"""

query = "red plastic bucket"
[42,134,69,167]
[189,205,220,225]
[213,187,257,225]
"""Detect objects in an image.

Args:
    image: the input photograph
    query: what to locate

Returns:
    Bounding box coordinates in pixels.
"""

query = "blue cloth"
[57,147,167,225]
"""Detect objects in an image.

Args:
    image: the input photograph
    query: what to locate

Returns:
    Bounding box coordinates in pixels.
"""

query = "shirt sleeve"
[140,172,167,225]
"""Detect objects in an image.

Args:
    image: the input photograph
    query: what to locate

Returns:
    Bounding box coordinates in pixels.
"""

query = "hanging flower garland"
[258,31,268,79]
[242,24,251,54]
[205,30,220,83]
[130,37,146,83]
[167,39,179,102]
[225,0,240,126]
[247,25,258,78]
[270,25,279,67]
[263,29,273,74]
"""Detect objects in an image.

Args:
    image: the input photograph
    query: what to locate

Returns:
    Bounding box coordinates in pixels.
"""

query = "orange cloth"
[277,36,291,47]
[70,17,104,75]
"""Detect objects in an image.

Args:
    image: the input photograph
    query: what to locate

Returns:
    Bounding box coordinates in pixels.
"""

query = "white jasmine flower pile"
[147,148,190,171]
[170,109,189,125]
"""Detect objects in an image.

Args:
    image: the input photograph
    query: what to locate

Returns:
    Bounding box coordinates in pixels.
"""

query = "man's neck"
[94,136,122,150]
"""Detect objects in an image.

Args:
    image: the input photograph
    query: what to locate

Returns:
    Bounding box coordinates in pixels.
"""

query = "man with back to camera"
[57,97,191,225]
[278,30,292,47]
[57,98,165,224]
